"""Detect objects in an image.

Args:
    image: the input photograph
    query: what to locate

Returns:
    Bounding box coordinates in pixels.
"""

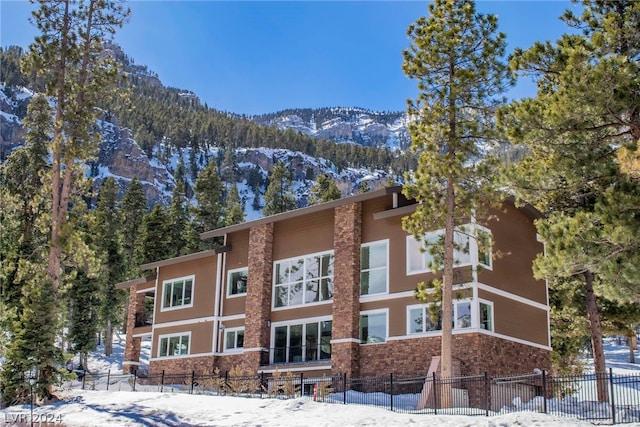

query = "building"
[119,186,551,379]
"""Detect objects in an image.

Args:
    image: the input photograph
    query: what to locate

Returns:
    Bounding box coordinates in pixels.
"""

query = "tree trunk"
[439,178,456,408]
[105,319,113,357]
[630,333,637,364]
[584,270,608,403]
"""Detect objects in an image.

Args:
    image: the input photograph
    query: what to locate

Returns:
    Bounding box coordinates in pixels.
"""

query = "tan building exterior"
[119,186,551,379]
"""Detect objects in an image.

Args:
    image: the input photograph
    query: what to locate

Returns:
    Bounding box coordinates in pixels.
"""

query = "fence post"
[82,370,86,390]
[484,371,489,417]
[260,372,265,398]
[343,372,347,404]
[161,370,165,393]
[300,372,304,398]
[133,370,137,392]
[225,371,229,396]
[542,369,547,414]
[389,373,394,412]
[609,368,616,425]
[106,370,110,391]
[190,371,196,394]
[432,372,438,415]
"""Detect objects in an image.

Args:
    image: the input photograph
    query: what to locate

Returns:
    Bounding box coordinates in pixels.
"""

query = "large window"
[407,301,472,334]
[273,251,334,308]
[407,225,493,274]
[361,240,388,296]
[272,320,332,364]
[228,267,248,297]
[225,328,245,351]
[158,333,190,357]
[360,311,387,344]
[162,276,193,310]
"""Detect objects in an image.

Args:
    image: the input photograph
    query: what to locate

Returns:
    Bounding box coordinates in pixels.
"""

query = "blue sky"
[1,1,576,115]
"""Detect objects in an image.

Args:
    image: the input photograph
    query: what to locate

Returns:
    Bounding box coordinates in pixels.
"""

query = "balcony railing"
[259,345,332,366]
[134,312,153,328]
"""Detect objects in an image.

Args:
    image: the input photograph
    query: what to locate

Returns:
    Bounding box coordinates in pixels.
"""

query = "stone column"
[123,284,144,374]
[331,203,362,378]
[242,223,274,372]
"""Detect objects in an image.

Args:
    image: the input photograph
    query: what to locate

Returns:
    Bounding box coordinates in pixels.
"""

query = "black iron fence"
[59,368,640,424]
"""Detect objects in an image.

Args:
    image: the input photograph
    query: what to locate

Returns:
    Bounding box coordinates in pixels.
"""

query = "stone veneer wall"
[331,203,362,378]
[123,284,145,373]
[242,223,274,371]
[357,333,550,378]
[150,355,217,377]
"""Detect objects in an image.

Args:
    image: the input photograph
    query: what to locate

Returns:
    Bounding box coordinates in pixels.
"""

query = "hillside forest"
[1,0,640,408]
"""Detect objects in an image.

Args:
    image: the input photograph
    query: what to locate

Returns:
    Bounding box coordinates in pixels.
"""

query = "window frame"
[272,250,335,310]
[406,229,471,275]
[360,239,389,297]
[227,267,248,298]
[157,332,191,358]
[475,225,493,271]
[406,299,473,335]
[479,299,494,332]
[224,327,245,352]
[359,309,388,345]
[269,316,333,364]
[161,275,195,312]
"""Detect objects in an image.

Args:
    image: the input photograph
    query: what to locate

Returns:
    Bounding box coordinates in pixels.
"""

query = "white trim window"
[479,300,494,331]
[406,230,471,275]
[161,275,194,310]
[224,327,245,351]
[359,310,388,344]
[476,227,493,270]
[407,300,472,334]
[272,318,332,364]
[158,332,190,357]
[227,267,248,297]
[361,240,388,296]
[273,251,334,308]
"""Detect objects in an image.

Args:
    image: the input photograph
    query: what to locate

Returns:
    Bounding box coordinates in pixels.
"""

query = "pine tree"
[193,160,225,233]
[92,177,126,356]
[137,205,172,266]
[308,174,341,205]
[497,0,640,401]
[401,0,511,402]
[262,161,297,216]
[224,183,246,226]
[67,270,99,370]
[16,0,130,400]
[167,180,190,257]
[120,177,147,276]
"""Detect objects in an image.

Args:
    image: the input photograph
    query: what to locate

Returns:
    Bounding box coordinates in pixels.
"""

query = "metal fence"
[59,368,640,424]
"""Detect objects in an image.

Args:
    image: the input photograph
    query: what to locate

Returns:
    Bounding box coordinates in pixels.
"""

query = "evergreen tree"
[401,0,511,401]
[308,174,341,205]
[16,0,129,400]
[497,0,640,401]
[120,177,147,276]
[67,270,99,370]
[224,183,245,226]
[262,161,297,216]
[137,205,172,266]
[193,160,225,234]
[167,180,190,257]
[92,177,126,356]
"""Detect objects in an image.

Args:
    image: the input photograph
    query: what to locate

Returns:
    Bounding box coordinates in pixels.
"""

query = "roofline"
[200,186,404,240]
[115,274,156,290]
[139,247,228,271]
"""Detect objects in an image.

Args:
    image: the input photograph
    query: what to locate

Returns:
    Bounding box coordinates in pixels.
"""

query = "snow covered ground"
[2,336,640,426]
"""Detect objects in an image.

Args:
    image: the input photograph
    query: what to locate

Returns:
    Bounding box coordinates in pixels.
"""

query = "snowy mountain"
[251,107,411,152]
[0,84,399,217]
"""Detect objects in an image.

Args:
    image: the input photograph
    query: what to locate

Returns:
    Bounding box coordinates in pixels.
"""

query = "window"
[477,229,493,269]
[228,268,248,296]
[407,301,472,334]
[360,311,387,344]
[406,230,470,275]
[272,320,332,364]
[361,240,388,296]
[225,328,244,351]
[273,251,334,308]
[480,301,493,331]
[158,333,190,357]
[162,276,193,310]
